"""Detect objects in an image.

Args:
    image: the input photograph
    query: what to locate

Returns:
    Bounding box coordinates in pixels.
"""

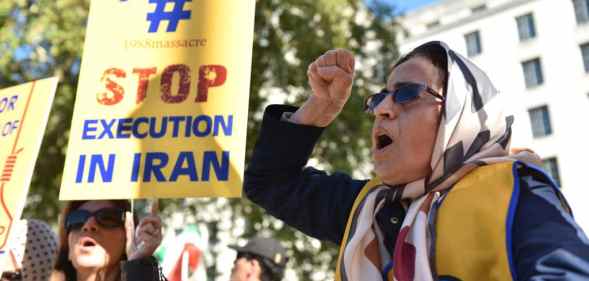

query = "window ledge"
[531,133,553,140]
[525,84,545,91]
[518,37,538,45]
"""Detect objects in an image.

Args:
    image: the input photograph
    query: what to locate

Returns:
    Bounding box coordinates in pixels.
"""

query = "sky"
[380,0,441,13]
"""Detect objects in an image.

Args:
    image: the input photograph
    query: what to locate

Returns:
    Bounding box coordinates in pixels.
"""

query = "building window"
[427,20,440,29]
[464,31,482,57]
[528,105,552,138]
[471,4,487,13]
[516,13,536,41]
[573,0,589,24]
[522,58,544,88]
[402,28,410,39]
[581,43,589,72]
[542,157,561,187]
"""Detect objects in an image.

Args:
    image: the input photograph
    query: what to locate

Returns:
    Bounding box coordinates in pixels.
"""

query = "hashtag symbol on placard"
[146,0,192,33]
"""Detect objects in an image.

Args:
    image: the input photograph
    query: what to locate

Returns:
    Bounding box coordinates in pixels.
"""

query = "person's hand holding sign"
[125,200,162,260]
[291,49,355,127]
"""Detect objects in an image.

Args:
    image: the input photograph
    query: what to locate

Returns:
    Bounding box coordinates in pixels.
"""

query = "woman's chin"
[375,166,399,185]
[72,254,109,269]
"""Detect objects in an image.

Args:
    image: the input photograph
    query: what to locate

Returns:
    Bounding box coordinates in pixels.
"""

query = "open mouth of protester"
[376,134,394,150]
[80,237,97,248]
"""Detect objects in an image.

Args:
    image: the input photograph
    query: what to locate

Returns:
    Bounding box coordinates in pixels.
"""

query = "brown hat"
[229,237,287,267]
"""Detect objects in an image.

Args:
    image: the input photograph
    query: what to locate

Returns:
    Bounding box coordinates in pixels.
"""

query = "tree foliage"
[0,0,398,279]
[1,0,88,221]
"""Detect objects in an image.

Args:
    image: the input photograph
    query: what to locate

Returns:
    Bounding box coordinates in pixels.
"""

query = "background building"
[397,0,589,231]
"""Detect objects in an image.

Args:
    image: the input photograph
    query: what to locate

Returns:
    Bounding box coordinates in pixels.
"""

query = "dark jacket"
[244,105,589,280]
[56,256,166,281]
[121,256,167,281]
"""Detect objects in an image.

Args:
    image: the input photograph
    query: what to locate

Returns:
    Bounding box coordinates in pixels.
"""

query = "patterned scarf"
[6,219,58,281]
[338,41,541,281]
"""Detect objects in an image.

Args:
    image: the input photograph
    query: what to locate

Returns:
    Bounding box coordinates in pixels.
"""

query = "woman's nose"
[373,94,399,120]
[81,217,98,232]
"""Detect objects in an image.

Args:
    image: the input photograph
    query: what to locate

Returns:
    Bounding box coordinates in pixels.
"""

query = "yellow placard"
[60,0,256,200]
[0,77,58,252]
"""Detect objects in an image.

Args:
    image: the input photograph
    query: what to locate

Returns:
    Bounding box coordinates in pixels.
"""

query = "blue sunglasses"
[364,82,444,113]
[65,207,125,232]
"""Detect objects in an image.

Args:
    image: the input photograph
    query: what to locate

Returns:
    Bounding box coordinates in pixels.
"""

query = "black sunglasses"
[363,82,444,113]
[65,207,126,232]
[1,271,21,281]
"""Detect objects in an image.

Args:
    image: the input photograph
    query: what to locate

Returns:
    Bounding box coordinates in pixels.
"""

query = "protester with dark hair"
[244,41,589,280]
[229,237,287,281]
[52,200,166,281]
[0,219,58,281]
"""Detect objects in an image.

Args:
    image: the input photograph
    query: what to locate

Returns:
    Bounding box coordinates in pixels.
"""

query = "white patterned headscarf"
[5,219,58,281]
[338,41,540,281]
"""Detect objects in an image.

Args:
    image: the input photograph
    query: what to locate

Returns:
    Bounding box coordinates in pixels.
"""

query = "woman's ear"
[67,236,74,262]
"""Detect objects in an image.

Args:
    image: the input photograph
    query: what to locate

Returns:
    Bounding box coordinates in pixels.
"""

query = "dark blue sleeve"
[513,173,589,280]
[244,104,367,244]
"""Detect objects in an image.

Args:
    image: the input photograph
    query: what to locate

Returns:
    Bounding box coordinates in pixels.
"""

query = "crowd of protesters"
[2,41,589,281]
[1,201,288,281]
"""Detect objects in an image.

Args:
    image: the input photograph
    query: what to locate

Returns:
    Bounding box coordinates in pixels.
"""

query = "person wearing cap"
[0,219,58,281]
[228,237,287,281]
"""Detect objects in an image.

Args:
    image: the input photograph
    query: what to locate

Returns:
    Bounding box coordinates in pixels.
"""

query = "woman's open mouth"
[79,237,97,248]
[376,134,394,150]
